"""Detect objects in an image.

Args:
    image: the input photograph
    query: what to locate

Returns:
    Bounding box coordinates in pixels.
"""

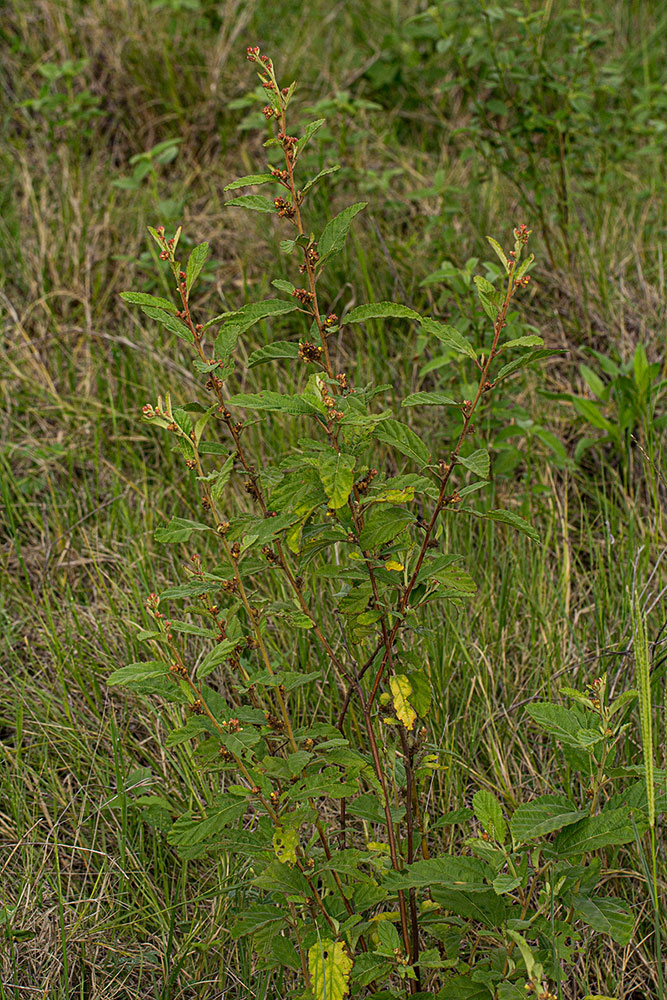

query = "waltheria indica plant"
[112,49,662,1000]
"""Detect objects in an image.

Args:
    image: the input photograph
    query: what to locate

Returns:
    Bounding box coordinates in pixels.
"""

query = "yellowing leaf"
[385,560,404,572]
[308,939,353,1000]
[273,826,298,865]
[390,675,417,730]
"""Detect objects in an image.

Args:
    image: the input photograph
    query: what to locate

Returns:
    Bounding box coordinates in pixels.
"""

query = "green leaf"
[483,509,540,542]
[295,118,326,160]
[502,335,544,349]
[437,975,493,998]
[254,859,311,896]
[272,934,301,970]
[209,454,235,502]
[383,856,487,892]
[302,164,340,195]
[374,419,430,466]
[108,661,169,686]
[493,874,522,895]
[230,905,282,939]
[431,884,506,927]
[225,391,323,415]
[186,241,209,296]
[343,302,421,325]
[510,795,586,844]
[168,798,246,851]
[554,807,639,856]
[140,305,192,343]
[319,202,367,259]
[308,940,353,1000]
[225,194,275,213]
[572,894,634,946]
[526,703,601,749]
[223,173,275,191]
[406,670,431,716]
[401,391,458,407]
[359,505,414,549]
[120,291,177,313]
[495,349,563,383]
[196,639,240,679]
[474,274,500,321]
[420,317,477,360]
[473,789,506,843]
[247,341,300,368]
[214,299,299,359]
[458,449,490,479]
[426,565,476,598]
[319,452,356,509]
[154,517,211,543]
[486,236,509,273]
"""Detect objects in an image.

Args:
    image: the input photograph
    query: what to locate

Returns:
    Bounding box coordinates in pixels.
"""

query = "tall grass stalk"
[632,591,664,999]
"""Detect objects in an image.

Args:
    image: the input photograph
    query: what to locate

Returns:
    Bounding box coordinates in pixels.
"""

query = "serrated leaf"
[427,564,477,597]
[273,826,298,865]
[186,241,209,296]
[359,505,414,549]
[168,799,246,851]
[495,349,563,383]
[438,975,493,999]
[383,856,487,891]
[154,517,211,543]
[572,894,634,946]
[295,118,326,160]
[486,236,509,272]
[374,418,430,466]
[510,795,586,844]
[483,509,540,542]
[230,905,283,940]
[225,194,275,212]
[214,299,299,360]
[223,173,275,191]
[210,454,235,502]
[502,335,544,349]
[140,305,192,343]
[120,291,177,312]
[406,670,432,716]
[108,661,169,686]
[493,873,522,895]
[420,317,477,360]
[526,703,602,749]
[302,164,340,195]
[401,391,459,407]
[514,253,535,281]
[271,278,295,294]
[554,807,640,856]
[225,391,323,415]
[247,341,300,367]
[390,675,417,730]
[343,302,421,325]
[196,639,240,679]
[319,202,367,259]
[473,789,506,843]
[458,449,490,479]
[308,940,353,1000]
[316,452,355,509]
[272,934,301,970]
[474,274,500,320]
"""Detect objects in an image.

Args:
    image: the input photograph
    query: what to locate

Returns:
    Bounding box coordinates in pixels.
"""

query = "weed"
[111,50,662,999]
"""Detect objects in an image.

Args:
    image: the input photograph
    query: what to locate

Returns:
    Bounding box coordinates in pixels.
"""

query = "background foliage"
[0,0,665,997]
